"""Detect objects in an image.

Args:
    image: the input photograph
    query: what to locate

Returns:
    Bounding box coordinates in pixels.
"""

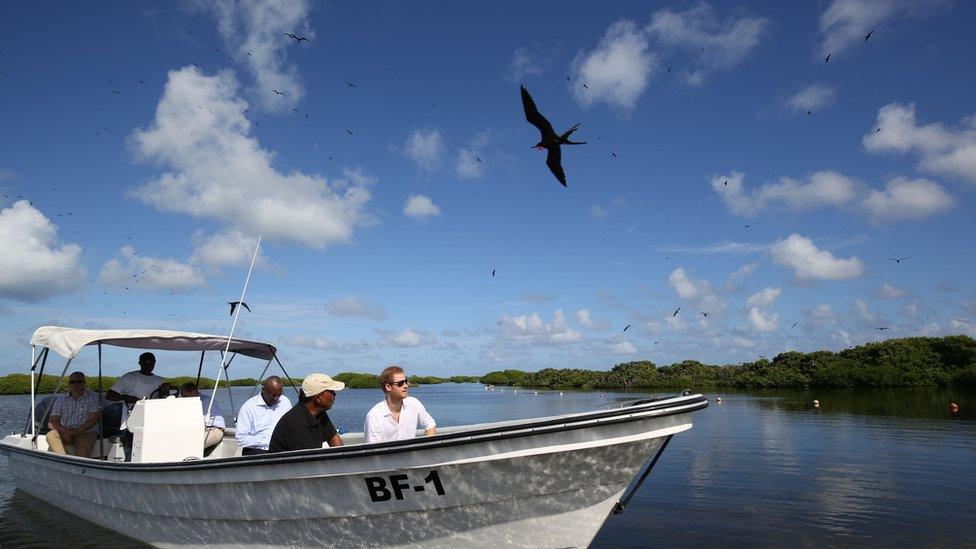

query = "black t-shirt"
[268,403,338,453]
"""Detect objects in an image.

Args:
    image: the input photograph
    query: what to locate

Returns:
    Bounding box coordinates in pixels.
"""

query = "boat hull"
[3,395,706,548]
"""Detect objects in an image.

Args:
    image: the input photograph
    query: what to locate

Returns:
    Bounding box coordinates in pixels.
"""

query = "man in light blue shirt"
[236,376,291,455]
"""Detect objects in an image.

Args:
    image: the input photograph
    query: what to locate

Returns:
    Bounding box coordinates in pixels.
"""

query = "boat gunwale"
[1,394,707,471]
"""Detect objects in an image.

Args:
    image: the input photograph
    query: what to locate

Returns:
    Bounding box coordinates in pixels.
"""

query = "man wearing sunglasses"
[46,372,101,457]
[364,366,436,443]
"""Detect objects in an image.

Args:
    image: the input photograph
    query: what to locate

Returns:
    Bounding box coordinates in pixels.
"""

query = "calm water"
[1,384,974,547]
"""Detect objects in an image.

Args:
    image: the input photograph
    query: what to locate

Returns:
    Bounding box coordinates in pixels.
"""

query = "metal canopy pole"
[24,347,50,437]
[218,351,238,418]
[31,357,73,446]
[273,354,301,397]
[194,351,205,389]
[97,343,105,458]
[250,357,275,398]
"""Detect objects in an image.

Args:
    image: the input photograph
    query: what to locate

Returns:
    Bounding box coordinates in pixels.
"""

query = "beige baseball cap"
[302,373,345,397]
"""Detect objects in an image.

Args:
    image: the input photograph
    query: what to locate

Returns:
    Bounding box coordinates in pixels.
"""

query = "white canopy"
[30,326,277,360]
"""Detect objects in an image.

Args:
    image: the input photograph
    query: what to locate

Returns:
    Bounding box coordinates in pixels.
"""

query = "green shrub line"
[0,375,263,396]
[5,335,972,394]
[479,336,976,389]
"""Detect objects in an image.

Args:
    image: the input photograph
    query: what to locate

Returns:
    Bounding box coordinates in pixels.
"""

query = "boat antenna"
[206,235,262,422]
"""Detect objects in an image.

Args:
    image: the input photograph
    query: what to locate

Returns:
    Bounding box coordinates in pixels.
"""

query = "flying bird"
[876,326,889,331]
[701,312,709,318]
[610,152,617,158]
[791,322,799,328]
[272,89,284,95]
[865,30,874,42]
[723,179,728,186]
[345,81,357,88]
[623,324,631,333]
[491,269,496,277]
[285,33,309,43]
[824,53,831,63]
[345,129,354,136]
[583,83,589,89]
[228,301,251,316]
[520,85,586,187]
[806,110,812,116]
[673,307,680,317]
[887,257,908,263]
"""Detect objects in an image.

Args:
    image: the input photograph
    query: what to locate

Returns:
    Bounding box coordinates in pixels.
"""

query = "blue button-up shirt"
[235,393,292,450]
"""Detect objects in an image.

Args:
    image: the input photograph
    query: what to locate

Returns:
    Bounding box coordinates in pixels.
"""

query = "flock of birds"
[3,24,905,339]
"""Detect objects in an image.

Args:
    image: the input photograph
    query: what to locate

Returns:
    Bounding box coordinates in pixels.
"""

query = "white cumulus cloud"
[861,176,954,221]
[327,295,387,320]
[647,2,767,85]
[204,0,313,112]
[863,102,976,184]
[571,20,656,110]
[403,194,441,219]
[0,200,84,302]
[498,310,583,346]
[506,47,544,82]
[747,287,782,308]
[99,245,206,292]
[190,229,266,269]
[130,67,374,250]
[748,307,779,332]
[712,170,861,217]
[404,129,444,172]
[787,83,835,112]
[384,327,436,348]
[771,234,865,280]
[819,0,948,55]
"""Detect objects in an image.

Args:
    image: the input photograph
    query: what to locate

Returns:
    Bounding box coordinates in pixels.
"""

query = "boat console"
[128,397,205,462]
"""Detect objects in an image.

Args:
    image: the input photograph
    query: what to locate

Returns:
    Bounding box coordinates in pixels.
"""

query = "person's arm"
[234,404,257,447]
[417,401,437,437]
[364,413,383,443]
[48,415,74,443]
[77,410,101,434]
[106,378,140,405]
[327,433,344,447]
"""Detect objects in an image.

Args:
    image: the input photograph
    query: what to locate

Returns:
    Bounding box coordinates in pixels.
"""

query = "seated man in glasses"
[46,371,101,457]
[364,365,436,443]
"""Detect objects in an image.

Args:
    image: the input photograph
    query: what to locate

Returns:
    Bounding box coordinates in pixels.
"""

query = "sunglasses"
[69,380,85,384]
[388,379,409,387]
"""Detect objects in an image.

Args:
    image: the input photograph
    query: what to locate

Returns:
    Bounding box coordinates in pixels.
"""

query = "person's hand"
[124,394,140,405]
[60,426,75,444]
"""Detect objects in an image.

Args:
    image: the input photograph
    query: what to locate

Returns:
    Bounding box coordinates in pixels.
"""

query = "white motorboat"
[1,326,708,548]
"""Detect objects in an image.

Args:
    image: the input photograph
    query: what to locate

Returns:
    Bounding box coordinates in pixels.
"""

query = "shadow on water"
[0,490,145,548]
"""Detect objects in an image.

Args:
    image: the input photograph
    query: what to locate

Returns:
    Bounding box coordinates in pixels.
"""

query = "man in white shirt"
[236,376,291,455]
[106,352,168,405]
[179,382,225,454]
[364,366,436,443]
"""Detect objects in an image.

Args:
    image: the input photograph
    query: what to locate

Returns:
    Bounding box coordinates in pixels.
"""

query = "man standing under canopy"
[236,376,291,455]
[106,352,167,404]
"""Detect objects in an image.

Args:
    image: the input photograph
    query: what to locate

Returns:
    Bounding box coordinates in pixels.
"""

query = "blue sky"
[1,0,975,378]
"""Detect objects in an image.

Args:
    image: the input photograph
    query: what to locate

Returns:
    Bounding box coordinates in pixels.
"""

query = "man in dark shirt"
[269,373,345,452]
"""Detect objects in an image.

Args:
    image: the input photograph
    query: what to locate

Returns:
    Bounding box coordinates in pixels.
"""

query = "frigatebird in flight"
[887,257,908,263]
[285,33,309,43]
[623,324,631,333]
[865,31,874,42]
[228,301,251,316]
[673,307,681,317]
[520,85,585,187]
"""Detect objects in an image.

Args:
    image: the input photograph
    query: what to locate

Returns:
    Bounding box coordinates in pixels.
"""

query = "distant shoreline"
[4,335,973,395]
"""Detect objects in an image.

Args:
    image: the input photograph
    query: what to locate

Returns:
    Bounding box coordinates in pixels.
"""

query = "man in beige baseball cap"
[268,373,345,452]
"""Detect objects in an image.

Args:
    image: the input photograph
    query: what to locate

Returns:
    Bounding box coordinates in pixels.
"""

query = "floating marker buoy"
[559,392,563,396]
[950,402,959,413]
[716,396,722,403]
[813,399,820,408]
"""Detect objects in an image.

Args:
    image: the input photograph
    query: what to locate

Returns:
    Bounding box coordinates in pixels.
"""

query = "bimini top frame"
[30,326,277,360]
[25,326,298,445]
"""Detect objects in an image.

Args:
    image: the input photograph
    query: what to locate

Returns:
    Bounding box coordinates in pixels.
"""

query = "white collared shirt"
[364,396,436,443]
[235,393,292,450]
